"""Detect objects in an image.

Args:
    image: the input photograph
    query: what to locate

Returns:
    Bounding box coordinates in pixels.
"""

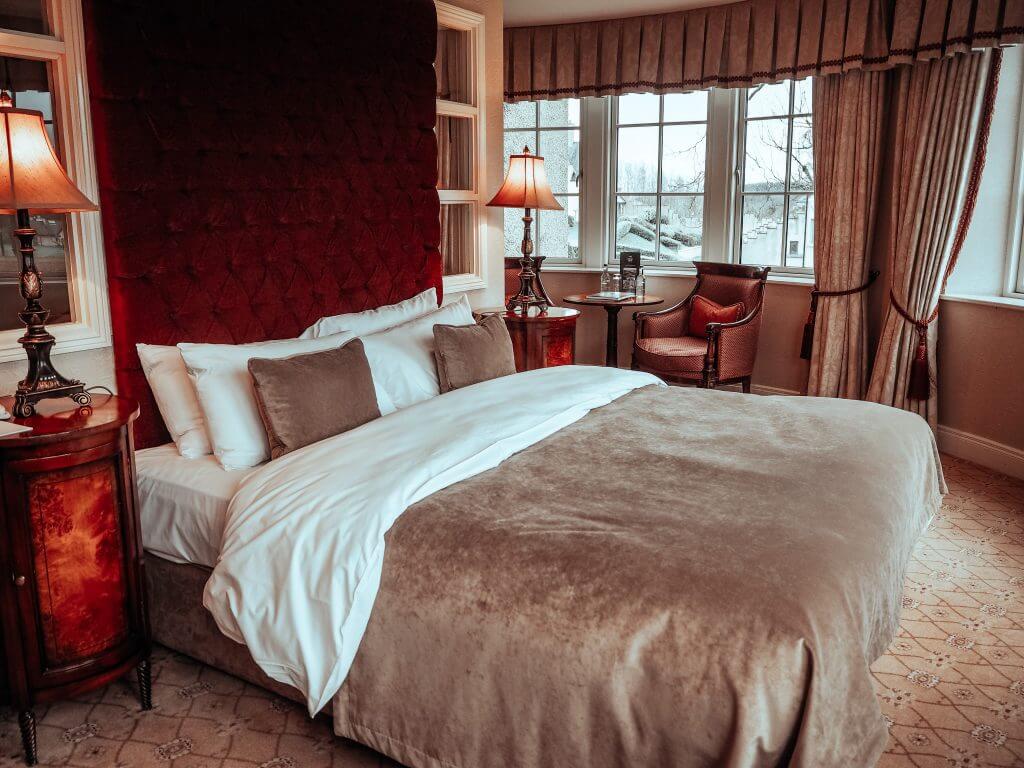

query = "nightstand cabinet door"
[4,445,143,692]
[0,397,149,713]
[494,308,579,373]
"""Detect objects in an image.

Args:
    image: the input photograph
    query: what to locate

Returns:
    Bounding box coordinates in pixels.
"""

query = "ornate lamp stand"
[0,91,98,416]
[12,209,90,417]
[486,146,562,314]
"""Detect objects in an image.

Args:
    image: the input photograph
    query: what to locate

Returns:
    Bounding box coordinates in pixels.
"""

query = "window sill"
[0,321,111,365]
[540,263,815,286]
[443,273,487,294]
[940,293,1024,312]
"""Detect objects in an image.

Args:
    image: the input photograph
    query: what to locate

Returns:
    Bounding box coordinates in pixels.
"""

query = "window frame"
[1005,77,1024,300]
[0,0,110,363]
[608,92,711,265]
[435,1,487,294]
[502,100,584,264]
[501,83,815,278]
[734,79,815,275]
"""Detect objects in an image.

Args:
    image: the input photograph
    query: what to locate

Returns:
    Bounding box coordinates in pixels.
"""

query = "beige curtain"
[804,69,887,399]
[503,0,1022,102]
[866,50,1001,427]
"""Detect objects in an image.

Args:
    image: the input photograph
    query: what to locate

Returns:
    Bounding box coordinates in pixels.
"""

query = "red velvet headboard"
[84,0,442,448]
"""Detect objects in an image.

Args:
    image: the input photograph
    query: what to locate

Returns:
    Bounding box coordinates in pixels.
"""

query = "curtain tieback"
[888,291,938,401]
[799,270,880,360]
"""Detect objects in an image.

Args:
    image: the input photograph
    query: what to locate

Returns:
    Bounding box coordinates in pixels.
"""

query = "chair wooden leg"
[741,377,752,394]
[137,658,153,710]
[19,709,37,766]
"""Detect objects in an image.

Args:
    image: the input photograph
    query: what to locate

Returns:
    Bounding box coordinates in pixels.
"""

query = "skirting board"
[739,383,1024,481]
[936,426,1024,481]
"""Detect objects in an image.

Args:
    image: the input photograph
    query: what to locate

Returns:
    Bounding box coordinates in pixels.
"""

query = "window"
[500,79,815,275]
[0,1,110,362]
[502,99,581,262]
[1007,71,1024,299]
[738,79,815,268]
[613,92,708,262]
[435,2,486,293]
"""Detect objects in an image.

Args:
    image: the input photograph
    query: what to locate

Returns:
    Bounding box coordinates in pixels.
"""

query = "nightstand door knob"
[12,573,25,587]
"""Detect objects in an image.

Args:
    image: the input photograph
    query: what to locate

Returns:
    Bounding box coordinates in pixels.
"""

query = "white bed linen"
[136,444,254,568]
[203,366,662,714]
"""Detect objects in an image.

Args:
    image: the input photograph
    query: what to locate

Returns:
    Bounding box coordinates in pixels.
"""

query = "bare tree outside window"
[739,79,815,268]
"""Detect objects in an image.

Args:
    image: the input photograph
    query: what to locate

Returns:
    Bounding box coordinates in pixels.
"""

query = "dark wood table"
[562,294,664,367]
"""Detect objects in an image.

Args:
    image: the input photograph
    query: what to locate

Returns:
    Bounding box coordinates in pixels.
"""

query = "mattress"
[136,444,254,568]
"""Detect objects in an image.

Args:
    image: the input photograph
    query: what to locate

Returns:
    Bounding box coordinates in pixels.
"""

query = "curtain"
[865,50,1001,428]
[436,27,471,104]
[804,69,887,399]
[503,0,1022,102]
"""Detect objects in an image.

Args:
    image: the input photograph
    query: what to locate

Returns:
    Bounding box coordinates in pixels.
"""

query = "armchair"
[632,263,769,391]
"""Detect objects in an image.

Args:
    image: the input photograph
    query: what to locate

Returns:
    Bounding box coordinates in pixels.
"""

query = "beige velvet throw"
[334,385,944,768]
[866,50,999,427]
[805,68,887,399]
[503,0,1022,101]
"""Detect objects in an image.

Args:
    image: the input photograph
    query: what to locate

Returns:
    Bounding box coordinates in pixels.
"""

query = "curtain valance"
[504,0,1022,102]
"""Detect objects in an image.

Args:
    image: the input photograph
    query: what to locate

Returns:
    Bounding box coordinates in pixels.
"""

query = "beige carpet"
[1,455,1021,768]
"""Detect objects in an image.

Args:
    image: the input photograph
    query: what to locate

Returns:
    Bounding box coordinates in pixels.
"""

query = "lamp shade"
[486,147,562,211]
[0,106,97,213]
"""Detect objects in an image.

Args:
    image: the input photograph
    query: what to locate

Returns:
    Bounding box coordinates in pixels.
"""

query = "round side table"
[562,294,664,367]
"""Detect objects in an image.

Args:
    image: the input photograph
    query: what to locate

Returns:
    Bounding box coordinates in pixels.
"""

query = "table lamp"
[0,90,98,417]
[487,146,561,313]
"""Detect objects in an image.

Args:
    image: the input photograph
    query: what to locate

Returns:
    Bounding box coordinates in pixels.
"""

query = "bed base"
[145,553,306,706]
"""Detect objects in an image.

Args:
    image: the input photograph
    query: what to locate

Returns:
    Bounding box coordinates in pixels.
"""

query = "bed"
[134,364,944,768]
[85,3,943,763]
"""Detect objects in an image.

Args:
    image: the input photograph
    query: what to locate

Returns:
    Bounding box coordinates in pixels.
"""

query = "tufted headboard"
[83,0,442,448]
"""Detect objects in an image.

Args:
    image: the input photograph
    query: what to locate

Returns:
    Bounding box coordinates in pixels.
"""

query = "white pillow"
[179,333,354,470]
[299,287,438,339]
[137,344,212,458]
[362,295,474,415]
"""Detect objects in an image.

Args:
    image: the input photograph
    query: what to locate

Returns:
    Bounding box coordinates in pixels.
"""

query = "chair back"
[694,262,769,316]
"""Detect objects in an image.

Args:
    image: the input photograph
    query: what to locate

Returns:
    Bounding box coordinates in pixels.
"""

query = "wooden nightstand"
[476,306,580,372]
[0,395,150,765]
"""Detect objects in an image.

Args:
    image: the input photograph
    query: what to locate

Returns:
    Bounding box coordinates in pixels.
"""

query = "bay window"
[501,80,816,276]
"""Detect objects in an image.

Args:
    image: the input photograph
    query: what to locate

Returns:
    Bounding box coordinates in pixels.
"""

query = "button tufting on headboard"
[83,0,443,448]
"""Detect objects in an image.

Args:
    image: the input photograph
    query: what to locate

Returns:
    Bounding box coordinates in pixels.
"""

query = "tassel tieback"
[888,291,937,401]
[800,270,880,360]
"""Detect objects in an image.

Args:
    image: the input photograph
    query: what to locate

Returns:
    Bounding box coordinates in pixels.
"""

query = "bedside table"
[475,306,580,372]
[0,395,150,766]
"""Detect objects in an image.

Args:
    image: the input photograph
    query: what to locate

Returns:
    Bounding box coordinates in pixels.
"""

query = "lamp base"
[13,334,91,418]
[505,208,550,314]
[10,210,91,419]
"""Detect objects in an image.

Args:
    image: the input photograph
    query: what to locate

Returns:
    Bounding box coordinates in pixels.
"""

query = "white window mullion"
[580,96,608,269]
[705,88,739,265]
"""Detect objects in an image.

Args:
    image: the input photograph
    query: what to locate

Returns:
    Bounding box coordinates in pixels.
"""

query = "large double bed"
[134,363,943,768]
[84,3,944,761]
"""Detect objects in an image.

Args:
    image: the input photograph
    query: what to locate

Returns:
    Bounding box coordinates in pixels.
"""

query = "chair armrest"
[706,304,764,381]
[634,299,692,340]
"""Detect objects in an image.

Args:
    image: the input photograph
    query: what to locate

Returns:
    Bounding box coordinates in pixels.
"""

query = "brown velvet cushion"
[433,314,516,393]
[248,339,380,459]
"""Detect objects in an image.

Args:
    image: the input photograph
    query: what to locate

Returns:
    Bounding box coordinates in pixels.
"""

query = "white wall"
[0,346,114,396]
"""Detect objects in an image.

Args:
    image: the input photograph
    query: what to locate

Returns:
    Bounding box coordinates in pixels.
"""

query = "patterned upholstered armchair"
[632,263,770,391]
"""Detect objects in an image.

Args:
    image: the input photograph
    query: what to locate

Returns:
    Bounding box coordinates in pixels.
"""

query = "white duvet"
[203,365,662,714]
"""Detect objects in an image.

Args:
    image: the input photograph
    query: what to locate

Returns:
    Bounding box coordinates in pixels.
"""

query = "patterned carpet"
[0,455,1021,768]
